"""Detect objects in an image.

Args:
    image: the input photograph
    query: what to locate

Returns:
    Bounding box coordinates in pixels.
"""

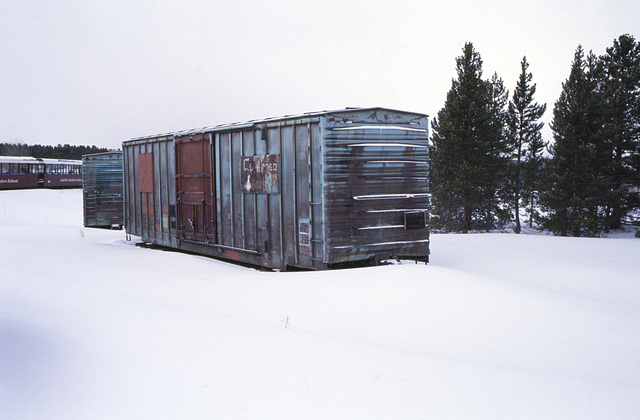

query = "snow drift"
[1,189,639,419]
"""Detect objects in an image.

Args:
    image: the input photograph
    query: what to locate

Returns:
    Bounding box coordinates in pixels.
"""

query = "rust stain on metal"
[138,153,154,193]
[175,134,216,243]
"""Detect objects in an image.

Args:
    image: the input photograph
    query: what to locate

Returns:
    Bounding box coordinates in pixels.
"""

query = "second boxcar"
[82,151,124,228]
[123,107,430,270]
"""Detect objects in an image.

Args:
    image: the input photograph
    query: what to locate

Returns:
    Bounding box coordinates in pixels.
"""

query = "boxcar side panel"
[231,131,244,249]
[174,127,284,268]
[252,129,268,258]
[123,143,139,237]
[160,139,174,246]
[310,122,324,267]
[140,144,154,242]
[123,136,176,247]
[295,123,312,266]
[279,125,296,265]
[153,140,173,246]
[217,132,233,248]
[242,131,257,252]
[266,127,283,268]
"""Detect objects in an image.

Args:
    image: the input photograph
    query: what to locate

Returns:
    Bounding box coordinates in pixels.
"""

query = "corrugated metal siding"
[123,136,176,247]
[210,121,321,268]
[82,152,124,228]
[321,109,430,263]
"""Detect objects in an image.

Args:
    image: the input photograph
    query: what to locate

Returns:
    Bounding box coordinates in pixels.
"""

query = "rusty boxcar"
[82,151,124,228]
[122,108,430,270]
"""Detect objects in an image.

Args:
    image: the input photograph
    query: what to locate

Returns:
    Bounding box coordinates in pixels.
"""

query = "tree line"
[0,142,109,161]
[430,34,640,236]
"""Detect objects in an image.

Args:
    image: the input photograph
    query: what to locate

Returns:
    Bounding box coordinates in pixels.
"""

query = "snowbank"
[1,189,639,419]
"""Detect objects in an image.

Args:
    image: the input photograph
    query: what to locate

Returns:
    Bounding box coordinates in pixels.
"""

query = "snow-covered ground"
[1,189,639,419]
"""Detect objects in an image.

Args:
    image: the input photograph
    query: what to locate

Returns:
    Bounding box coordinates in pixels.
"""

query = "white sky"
[1,0,638,150]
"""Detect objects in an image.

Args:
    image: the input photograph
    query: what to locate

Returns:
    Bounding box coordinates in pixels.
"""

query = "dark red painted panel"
[138,153,154,193]
[175,134,215,242]
[0,174,38,189]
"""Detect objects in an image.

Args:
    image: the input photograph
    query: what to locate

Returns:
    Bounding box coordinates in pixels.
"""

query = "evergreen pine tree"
[600,34,640,230]
[484,72,511,230]
[544,46,605,236]
[507,57,547,233]
[522,128,547,228]
[430,43,509,232]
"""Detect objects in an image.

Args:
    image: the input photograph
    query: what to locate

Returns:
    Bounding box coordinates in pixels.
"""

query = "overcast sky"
[1,0,638,150]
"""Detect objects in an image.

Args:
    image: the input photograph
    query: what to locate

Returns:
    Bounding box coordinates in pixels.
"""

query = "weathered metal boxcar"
[123,108,430,270]
[82,151,124,228]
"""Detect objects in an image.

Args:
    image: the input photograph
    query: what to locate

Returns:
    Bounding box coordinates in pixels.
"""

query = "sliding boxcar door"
[175,133,216,243]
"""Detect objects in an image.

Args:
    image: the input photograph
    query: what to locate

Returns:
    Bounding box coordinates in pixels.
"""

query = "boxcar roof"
[124,107,429,143]
[82,151,123,159]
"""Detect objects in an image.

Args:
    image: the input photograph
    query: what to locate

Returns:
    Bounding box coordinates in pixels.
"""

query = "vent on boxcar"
[404,211,427,230]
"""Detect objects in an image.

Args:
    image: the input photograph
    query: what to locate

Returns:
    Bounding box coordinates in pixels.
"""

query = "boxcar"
[123,107,430,270]
[82,151,124,228]
[0,156,82,189]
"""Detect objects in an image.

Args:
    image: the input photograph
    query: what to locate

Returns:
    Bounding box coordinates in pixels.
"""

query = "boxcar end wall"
[82,151,124,229]
[123,108,430,270]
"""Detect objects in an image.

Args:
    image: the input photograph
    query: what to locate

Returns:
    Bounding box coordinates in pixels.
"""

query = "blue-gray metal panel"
[295,123,311,265]
[241,130,256,252]
[231,131,243,248]
[123,146,134,235]
[219,133,233,247]
[152,142,161,243]
[266,127,283,268]
[252,128,268,256]
[142,142,152,243]
[214,132,222,245]
[167,137,178,248]
[310,122,324,265]
[279,125,296,264]
[157,139,171,246]
[126,143,140,238]
[82,152,124,228]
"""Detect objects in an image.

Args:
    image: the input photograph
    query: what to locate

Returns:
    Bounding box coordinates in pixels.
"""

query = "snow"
[1,189,639,419]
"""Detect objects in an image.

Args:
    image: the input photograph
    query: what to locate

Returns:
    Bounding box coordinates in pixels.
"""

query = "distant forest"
[0,142,110,160]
